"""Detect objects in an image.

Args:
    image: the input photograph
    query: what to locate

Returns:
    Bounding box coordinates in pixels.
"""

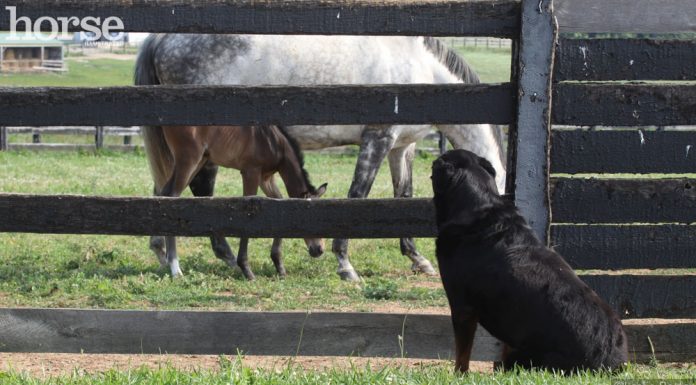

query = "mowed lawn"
[0,150,446,311]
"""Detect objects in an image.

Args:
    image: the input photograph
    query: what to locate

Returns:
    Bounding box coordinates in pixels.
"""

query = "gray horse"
[136,34,506,281]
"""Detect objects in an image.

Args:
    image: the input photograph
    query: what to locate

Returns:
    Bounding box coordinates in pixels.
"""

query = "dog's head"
[431,149,503,230]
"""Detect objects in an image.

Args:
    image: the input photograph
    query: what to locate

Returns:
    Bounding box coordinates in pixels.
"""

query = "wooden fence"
[0,0,694,364]
[0,126,139,152]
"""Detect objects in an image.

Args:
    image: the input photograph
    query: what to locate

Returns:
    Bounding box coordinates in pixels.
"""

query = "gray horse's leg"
[387,144,436,276]
[333,128,396,281]
[189,162,237,269]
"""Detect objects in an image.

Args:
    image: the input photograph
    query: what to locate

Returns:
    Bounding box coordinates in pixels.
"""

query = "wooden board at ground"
[0,309,499,360]
[0,84,516,127]
[0,309,692,363]
[0,0,520,37]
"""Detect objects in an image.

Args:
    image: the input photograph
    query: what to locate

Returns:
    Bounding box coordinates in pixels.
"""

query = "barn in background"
[0,32,65,72]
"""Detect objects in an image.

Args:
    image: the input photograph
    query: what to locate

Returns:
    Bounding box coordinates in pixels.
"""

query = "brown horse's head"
[303,183,328,257]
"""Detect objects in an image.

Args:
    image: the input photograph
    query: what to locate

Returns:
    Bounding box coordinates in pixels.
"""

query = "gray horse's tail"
[422,37,507,164]
[135,35,172,193]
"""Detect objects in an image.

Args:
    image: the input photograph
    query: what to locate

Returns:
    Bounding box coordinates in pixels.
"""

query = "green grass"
[0,58,135,87]
[0,150,445,311]
[453,46,512,83]
[1,358,694,385]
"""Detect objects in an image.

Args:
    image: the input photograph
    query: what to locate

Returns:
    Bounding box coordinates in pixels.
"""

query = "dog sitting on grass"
[431,149,628,373]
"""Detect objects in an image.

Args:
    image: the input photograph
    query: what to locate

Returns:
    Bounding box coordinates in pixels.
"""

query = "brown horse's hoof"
[338,268,360,282]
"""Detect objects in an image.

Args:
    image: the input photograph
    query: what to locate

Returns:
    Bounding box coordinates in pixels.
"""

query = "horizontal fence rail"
[4,0,695,36]
[552,225,696,270]
[0,0,521,37]
[0,194,439,238]
[551,130,696,174]
[555,39,696,81]
[0,309,692,362]
[555,0,696,34]
[0,84,516,126]
[12,181,696,234]
[2,84,694,127]
[553,84,696,126]
[551,178,696,224]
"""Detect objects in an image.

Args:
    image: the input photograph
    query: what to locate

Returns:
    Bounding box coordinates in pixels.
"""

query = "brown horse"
[142,124,328,280]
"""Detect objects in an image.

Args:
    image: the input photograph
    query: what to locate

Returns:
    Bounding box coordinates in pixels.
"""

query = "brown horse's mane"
[276,126,317,195]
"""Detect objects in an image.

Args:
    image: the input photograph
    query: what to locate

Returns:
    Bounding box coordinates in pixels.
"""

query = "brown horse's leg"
[238,168,261,280]
[160,131,205,278]
[388,144,436,276]
[189,162,237,269]
[260,175,286,277]
[451,308,478,373]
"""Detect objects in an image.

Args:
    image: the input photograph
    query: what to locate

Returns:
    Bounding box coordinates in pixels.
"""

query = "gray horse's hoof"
[412,260,437,276]
[224,258,238,270]
[338,268,361,282]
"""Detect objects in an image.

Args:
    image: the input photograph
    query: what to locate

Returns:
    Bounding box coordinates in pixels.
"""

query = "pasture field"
[0,150,446,311]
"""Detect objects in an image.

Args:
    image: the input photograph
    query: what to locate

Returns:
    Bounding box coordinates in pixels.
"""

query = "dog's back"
[432,150,628,372]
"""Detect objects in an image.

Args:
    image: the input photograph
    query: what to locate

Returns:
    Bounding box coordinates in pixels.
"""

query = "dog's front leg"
[451,307,478,373]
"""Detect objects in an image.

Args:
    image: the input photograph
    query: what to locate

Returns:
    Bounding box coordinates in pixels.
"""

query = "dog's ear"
[478,157,496,178]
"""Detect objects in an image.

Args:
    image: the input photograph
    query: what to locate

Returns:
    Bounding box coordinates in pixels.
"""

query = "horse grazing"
[136,34,506,281]
[140,122,327,279]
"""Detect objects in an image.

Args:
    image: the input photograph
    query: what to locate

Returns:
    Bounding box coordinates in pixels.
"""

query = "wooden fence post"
[0,126,7,151]
[511,0,558,243]
[95,126,104,149]
[32,130,41,144]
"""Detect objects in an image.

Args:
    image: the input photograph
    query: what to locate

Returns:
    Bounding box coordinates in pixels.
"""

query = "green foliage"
[363,278,399,300]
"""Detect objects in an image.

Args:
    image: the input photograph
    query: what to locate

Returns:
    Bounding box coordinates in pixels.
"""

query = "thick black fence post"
[0,126,7,151]
[511,0,558,243]
[95,126,104,149]
[32,131,41,144]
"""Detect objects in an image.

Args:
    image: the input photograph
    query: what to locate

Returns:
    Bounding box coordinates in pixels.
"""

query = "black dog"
[431,149,628,373]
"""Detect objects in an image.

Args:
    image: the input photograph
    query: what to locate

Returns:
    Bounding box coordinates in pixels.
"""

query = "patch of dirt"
[364,304,449,315]
[0,354,492,378]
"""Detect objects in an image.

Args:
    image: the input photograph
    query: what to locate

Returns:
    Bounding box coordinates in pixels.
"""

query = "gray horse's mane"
[422,36,507,163]
[422,37,481,85]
